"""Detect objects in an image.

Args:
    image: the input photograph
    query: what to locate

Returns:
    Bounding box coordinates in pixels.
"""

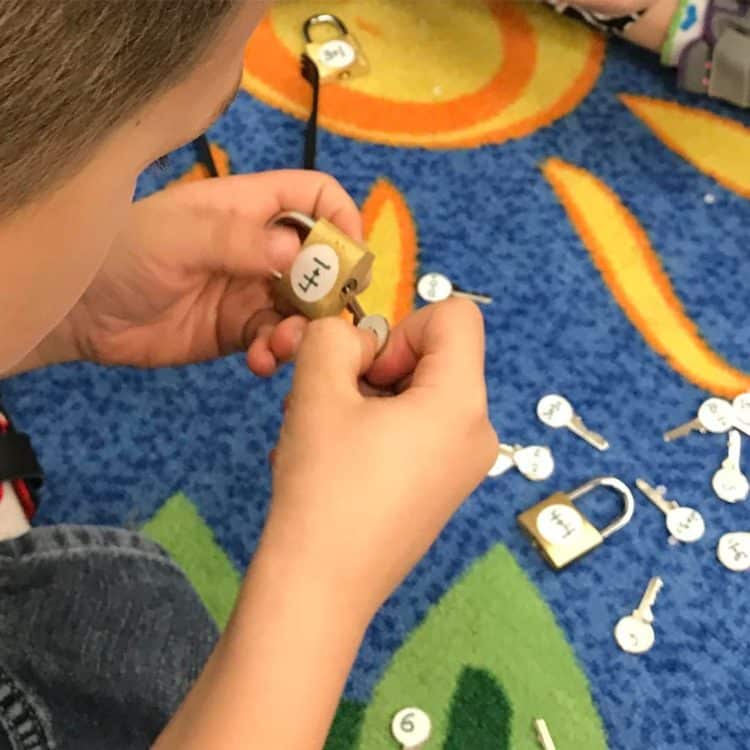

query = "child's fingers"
[268,316,309,363]
[292,317,377,403]
[366,298,487,401]
[246,314,280,377]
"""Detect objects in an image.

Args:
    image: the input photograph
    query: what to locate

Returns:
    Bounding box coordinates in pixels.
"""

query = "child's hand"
[27,171,360,373]
[261,298,498,621]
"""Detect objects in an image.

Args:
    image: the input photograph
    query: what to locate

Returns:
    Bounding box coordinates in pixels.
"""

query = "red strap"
[0,414,35,521]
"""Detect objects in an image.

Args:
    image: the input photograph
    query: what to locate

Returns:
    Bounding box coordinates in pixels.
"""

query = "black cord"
[194,134,220,177]
[301,54,320,170]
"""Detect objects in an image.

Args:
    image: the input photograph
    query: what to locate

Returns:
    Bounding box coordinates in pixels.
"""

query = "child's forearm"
[620,0,679,51]
[152,534,369,750]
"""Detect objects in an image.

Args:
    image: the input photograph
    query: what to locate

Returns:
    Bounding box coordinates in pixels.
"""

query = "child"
[547,0,750,107]
[0,2,497,748]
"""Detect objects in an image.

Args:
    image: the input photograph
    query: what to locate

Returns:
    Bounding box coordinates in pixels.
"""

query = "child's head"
[0,0,268,370]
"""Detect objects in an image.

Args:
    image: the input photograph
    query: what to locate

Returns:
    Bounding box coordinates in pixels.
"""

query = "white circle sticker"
[417,272,453,303]
[289,244,340,303]
[537,394,573,428]
[614,615,655,654]
[733,392,750,428]
[666,507,705,543]
[712,467,749,503]
[357,314,390,353]
[536,504,583,545]
[717,532,750,572]
[391,707,431,747]
[514,445,555,482]
[317,40,356,69]
[698,398,734,433]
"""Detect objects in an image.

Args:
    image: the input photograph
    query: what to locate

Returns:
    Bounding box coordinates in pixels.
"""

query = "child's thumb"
[292,317,377,402]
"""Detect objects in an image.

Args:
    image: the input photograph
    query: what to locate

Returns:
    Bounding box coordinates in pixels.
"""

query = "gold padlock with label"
[303,14,369,83]
[517,477,635,570]
[269,211,389,351]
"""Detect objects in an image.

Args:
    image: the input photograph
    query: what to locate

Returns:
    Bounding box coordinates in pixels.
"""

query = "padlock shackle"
[303,13,349,43]
[569,476,635,540]
[269,210,316,235]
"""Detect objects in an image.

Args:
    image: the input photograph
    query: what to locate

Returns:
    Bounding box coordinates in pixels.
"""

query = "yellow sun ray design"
[621,95,750,199]
[358,178,419,324]
[242,0,604,148]
[543,157,750,397]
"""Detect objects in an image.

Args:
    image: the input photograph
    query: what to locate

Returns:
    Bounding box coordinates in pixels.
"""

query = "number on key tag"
[417,272,493,305]
[712,430,749,503]
[663,397,735,442]
[717,532,750,572]
[391,707,431,749]
[487,444,554,481]
[732,392,750,436]
[636,479,705,544]
[514,445,555,482]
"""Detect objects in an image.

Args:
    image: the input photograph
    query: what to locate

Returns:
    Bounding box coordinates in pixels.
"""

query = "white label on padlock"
[391,707,431,747]
[536,504,583,545]
[717,532,750,571]
[666,507,705,543]
[290,244,340,303]
[318,40,356,69]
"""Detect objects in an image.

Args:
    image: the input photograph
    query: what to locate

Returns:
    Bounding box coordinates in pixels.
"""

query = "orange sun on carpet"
[242,0,604,148]
[359,178,419,324]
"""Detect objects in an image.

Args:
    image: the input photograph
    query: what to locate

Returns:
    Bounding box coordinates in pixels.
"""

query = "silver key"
[732,391,750,437]
[487,443,555,481]
[663,397,735,442]
[717,532,750,572]
[636,479,705,543]
[536,394,609,451]
[487,444,520,478]
[614,576,663,654]
[712,429,749,503]
[417,272,493,305]
[534,718,557,750]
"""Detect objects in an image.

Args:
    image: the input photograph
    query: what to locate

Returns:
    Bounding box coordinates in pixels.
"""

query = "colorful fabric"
[4,2,750,748]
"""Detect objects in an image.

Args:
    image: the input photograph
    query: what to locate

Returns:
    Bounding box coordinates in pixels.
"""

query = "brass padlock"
[269,211,389,351]
[517,477,635,570]
[303,14,369,83]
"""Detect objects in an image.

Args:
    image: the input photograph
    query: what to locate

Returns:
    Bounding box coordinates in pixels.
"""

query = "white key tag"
[416,272,492,305]
[514,446,555,482]
[614,615,656,654]
[488,445,518,478]
[717,532,750,572]
[732,392,750,435]
[391,707,431,749]
[666,507,706,544]
[712,467,749,503]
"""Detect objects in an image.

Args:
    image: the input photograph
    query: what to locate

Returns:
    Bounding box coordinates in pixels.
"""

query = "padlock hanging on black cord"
[299,14,369,170]
[269,211,390,352]
[303,14,369,84]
